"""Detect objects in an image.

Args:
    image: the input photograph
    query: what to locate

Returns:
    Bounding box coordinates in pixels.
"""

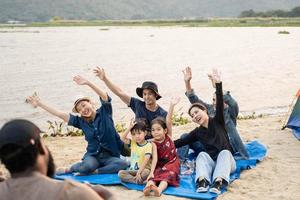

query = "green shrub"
[172,112,189,126]
[45,120,83,137]
[115,122,127,133]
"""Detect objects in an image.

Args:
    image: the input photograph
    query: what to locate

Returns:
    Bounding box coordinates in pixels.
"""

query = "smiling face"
[151,122,167,142]
[75,100,95,118]
[189,106,209,126]
[142,89,157,106]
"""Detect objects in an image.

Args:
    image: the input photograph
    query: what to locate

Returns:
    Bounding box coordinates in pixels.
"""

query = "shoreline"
[1,18,300,28]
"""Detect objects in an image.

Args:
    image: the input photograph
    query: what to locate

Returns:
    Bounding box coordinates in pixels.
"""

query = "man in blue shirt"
[26,73,128,175]
[94,67,167,137]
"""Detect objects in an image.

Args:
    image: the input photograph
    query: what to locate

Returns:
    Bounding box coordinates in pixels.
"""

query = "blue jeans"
[70,152,129,174]
[195,150,236,184]
[177,133,206,162]
[225,120,249,160]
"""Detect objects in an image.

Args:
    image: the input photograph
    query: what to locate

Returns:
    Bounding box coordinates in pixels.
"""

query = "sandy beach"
[2,114,298,200]
[1,27,300,199]
[46,115,299,200]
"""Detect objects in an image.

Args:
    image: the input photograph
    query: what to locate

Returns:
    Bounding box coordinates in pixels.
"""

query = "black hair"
[0,139,45,174]
[131,119,147,134]
[46,147,56,178]
[188,103,208,116]
[150,117,167,129]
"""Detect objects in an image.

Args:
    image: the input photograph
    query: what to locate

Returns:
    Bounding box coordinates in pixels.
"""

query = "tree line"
[240,6,300,18]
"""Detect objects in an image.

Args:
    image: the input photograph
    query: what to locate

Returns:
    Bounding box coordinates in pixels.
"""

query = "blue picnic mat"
[55,140,267,199]
[55,173,121,185]
[122,140,266,199]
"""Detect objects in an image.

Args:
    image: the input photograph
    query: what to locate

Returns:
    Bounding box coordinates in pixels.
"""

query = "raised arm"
[207,73,216,89]
[26,93,69,122]
[119,119,135,145]
[183,67,212,108]
[223,91,239,117]
[166,97,180,138]
[209,72,239,117]
[73,75,108,101]
[211,69,225,125]
[93,67,131,105]
[182,66,193,93]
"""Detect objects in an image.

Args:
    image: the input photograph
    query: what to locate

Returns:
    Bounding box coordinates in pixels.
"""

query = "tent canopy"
[286,89,300,140]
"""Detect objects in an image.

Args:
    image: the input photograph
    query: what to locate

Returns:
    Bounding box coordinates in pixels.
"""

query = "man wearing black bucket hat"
[0,119,114,200]
[94,67,167,137]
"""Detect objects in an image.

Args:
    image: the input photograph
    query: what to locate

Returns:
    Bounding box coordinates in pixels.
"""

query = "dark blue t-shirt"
[129,97,167,131]
[68,96,123,159]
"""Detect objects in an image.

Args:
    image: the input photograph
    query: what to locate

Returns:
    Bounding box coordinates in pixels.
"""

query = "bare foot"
[151,185,161,197]
[143,185,151,196]
[56,167,71,175]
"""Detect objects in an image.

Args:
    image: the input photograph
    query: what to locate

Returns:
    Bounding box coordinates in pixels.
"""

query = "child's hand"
[146,172,154,182]
[211,69,221,83]
[128,118,136,130]
[93,67,106,80]
[25,92,40,108]
[170,97,180,106]
[182,66,192,82]
[134,172,143,184]
[73,75,89,85]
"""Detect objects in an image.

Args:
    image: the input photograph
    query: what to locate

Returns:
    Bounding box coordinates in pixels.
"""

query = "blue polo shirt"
[68,96,123,159]
[129,97,167,130]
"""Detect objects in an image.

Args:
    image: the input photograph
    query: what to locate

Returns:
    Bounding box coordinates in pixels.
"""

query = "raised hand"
[128,118,136,130]
[170,96,180,106]
[93,67,106,80]
[211,69,221,83]
[25,92,40,108]
[182,67,192,82]
[207,73,216,88]
[73,75,89,85]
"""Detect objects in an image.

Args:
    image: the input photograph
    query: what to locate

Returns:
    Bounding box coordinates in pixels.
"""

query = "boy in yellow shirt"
[118,119,152,184]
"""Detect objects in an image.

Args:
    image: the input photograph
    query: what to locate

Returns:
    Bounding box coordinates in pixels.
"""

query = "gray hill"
[0,0,299,22]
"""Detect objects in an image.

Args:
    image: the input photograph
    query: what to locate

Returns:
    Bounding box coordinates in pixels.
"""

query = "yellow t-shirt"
[129,140,152,170]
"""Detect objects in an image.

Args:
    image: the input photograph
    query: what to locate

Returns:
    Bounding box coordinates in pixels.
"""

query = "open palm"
[73,75,88,85]
[93,67,106,80]
[182,67,192,82]
[26,92,40,108]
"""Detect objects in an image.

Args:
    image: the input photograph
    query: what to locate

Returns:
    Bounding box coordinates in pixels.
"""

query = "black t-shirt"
[174,82,233,160]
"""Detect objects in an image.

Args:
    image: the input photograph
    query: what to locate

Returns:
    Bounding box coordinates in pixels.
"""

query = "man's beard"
[46,149,56,178]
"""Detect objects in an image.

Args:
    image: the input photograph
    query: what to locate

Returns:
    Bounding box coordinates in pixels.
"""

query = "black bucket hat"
[136,81,162,100]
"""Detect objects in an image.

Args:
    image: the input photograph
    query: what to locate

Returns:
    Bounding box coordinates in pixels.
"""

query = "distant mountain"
[0,0,299,22]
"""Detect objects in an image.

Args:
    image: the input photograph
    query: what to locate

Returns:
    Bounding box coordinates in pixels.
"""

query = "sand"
[1,114,299,199]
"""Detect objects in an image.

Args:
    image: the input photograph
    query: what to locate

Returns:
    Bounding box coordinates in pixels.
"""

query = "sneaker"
[209,180,222,194]
[196,179,209,193]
